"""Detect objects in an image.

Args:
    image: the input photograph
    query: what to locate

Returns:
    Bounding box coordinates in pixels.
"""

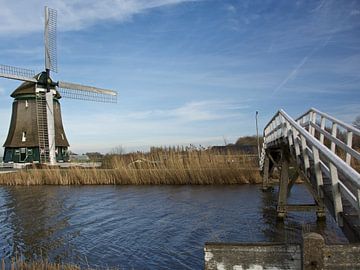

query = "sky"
[0,0,359,154]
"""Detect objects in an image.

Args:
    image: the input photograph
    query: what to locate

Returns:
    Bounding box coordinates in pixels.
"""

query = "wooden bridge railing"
[260,108,360,232]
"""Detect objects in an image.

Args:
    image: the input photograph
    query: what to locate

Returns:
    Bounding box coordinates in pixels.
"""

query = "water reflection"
[260,186,347,244]
[0,185,348,269]
[0,187,79,262]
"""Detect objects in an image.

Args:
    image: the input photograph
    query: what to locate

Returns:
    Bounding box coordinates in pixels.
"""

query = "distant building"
[69,153,90,162]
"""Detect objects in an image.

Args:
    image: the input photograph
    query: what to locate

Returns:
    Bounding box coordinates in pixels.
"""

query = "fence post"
[346,131,353,165]
[331,123,337,153]
[310,112,316,137]
[329,163,343,226]
[312,146,323,198]
[301,135,310,171]
[319,116,325,144]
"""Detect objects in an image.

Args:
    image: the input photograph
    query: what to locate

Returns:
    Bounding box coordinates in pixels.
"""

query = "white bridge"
[260,108,360,242]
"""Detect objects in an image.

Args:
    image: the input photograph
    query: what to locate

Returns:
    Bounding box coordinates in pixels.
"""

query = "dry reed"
[0,148,261,185]
[1,258,81,270]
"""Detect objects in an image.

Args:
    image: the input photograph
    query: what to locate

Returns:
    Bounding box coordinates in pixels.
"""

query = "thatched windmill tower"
[0,7,117,165]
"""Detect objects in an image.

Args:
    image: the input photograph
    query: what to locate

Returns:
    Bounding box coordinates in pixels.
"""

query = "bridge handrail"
[262,109,360,190]
[261,107,360,229]
[296,108,360,137]
[295,108,360,166]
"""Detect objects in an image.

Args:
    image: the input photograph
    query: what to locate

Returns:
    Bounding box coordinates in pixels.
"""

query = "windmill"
[0,7,117,165]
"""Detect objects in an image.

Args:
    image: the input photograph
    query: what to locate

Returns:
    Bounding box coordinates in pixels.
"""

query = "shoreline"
[0,150,261,185]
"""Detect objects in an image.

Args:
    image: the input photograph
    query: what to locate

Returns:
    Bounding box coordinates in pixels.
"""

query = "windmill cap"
[11,72,61,99]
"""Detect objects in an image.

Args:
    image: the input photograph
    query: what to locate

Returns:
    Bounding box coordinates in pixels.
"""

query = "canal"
[0,185,347,269]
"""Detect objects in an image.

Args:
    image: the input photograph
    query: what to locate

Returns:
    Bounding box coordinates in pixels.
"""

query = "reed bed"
[0,148,261,185]
[0,258,116,270]
[1,258,81,270]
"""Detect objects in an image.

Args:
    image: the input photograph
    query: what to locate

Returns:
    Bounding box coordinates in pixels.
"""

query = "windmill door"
[20,148,27,162]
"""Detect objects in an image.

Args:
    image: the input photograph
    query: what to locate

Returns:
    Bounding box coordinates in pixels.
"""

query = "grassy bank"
[0,149,261,185]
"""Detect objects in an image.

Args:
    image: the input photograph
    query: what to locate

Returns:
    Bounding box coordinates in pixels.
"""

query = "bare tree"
[109,145,126,155]
[353,115,360,130]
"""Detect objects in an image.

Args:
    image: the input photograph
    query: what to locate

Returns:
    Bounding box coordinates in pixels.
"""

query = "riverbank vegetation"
[0,144,261,185]
[0,258,110,270]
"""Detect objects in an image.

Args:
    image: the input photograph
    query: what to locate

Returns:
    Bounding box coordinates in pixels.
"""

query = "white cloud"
[0,0,197,35]
[59,99,250,153]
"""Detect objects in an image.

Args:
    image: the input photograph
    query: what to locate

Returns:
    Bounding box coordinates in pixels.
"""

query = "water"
[0,185,347,269]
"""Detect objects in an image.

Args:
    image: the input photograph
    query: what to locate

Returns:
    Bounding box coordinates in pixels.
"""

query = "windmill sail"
[58,81,117,103]
[44,6,58,72]
[0,64,37,83]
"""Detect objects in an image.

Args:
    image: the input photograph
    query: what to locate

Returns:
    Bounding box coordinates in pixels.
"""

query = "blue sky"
[0,0,359,154]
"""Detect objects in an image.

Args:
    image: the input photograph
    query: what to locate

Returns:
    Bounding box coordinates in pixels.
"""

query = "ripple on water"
[0,185,348,269]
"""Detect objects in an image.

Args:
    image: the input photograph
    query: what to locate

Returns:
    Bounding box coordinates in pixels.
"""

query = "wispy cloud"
[323,104,360,123]
[225,4,236,13]
[58,99,249,152]
[0,0,198,35]
[126,100,248,122]
[271,1,345,95]
[350,10,360,16]
[272,54,312,94]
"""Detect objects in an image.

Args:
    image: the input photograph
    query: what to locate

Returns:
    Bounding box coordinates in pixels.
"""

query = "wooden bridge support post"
[262,155,271,191]
[277,148,289,219]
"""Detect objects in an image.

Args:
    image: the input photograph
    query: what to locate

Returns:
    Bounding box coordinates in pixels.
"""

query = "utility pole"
[256,111,260,159]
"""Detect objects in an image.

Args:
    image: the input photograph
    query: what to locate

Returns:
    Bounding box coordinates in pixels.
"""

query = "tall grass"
[0,148,261,185]
[1,258,81,270]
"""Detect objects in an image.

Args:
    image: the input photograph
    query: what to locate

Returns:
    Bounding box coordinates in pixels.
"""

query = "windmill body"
[0,7,117,165]
[3,74,70,164]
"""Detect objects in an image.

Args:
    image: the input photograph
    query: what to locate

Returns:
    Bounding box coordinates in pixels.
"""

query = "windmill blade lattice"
[0,64,37,83]
[58,81,118,103]
[44,6,58,73]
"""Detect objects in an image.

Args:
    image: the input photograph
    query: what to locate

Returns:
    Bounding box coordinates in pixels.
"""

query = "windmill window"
[61,133,64,140]
[25,100,29,108]
[22,132,27,142]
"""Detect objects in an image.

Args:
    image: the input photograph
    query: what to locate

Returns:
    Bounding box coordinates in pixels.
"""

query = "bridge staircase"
[260,108,360,242]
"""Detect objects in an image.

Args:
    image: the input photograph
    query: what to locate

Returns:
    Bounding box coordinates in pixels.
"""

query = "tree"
[109,145,125,155]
